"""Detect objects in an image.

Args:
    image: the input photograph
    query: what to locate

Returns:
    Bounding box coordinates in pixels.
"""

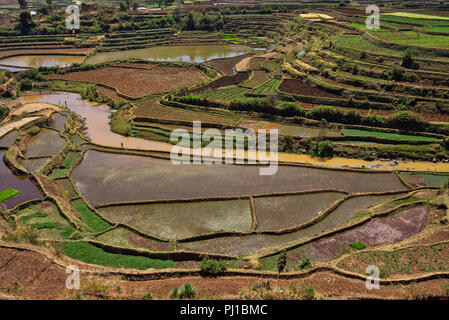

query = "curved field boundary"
[363,31,449,57]
[342,124,444,140]
[50,60,219,101]
[394,170,415,189]
[326,135,439,145]
[249,198,430,260]
[133,116,242,130]
[79,142,413,175]
[63,239,237,261]
[95,189,349,209]
[331,239,449,284]
[32,174,84,230]
[94,190,409,244]
[2,240,449,285]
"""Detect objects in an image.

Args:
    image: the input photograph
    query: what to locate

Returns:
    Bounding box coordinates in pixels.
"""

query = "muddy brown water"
[84,45,251,65]
[12,93,172,152]
[0,151,44,209]
[0,55,84,68]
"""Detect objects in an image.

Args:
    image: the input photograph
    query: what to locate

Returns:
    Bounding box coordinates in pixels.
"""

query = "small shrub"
[178,283,197,299]
[170,288,179,299]
[142,292,153,300]
[277,250,287,274]
[298,258,312,269]
[350,242,367,250]
[199,258,227,275]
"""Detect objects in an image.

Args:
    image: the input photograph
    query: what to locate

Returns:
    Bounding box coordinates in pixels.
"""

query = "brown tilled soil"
[49,65,208,98]
[96,86,130,103]
[1,245,449,300]
[406,227,449,246]
[0,247,66,299]
[204,53,254,75]
[278,79,342,99]
[190,71,250,93]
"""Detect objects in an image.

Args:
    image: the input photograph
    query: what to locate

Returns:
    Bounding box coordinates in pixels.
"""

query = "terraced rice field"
[373,30,449,49]
[263,205,428,265]
[25,129,66,158]
[0,151,43,209]
[49,64,208,98]
[344,129,439,141]
[180,194,399,256]
[241,70,271,89]
[16,201,75,240]
[254,192,345,231]
[71,150,405,206]
[278,79,342,98]
[98,199,252,240]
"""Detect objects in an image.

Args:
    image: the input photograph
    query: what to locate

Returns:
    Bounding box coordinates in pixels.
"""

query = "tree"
[119,1,128,11]
[18,11,35,35]
[277,250,287,274]
[18,0,27,9]
[401,49,419,69]
[186,12,196,30]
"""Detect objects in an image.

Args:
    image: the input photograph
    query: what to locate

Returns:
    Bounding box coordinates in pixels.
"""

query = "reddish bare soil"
[49,65,208,98]
[0,248,66,299]
[284,206,428,262]
[278,79,342,99]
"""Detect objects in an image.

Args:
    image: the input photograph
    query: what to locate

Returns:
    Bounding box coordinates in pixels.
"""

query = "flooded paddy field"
[0,130,17,148]
[24,129,66,158]
[0,55,84,68]
[179,194,400,256]
[21,157,51,173]
[71,150,406,206]
[52,113,67,131]
[84,45,250,65]
[0,151,43,209]
[254,192,345,231]
[98,199,252,240]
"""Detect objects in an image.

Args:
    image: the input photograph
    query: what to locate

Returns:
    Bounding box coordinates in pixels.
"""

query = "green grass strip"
[61,241,175,270]
[344,129,438,141]
[71,199,111,232]
[0,188,20,203]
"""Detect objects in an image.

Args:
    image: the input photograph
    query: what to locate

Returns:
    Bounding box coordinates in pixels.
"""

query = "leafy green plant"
[143,292,153,300]
[298,258,312,269]
[199,258,227,275]
[178,283,197,299]
[350,242,367,250]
